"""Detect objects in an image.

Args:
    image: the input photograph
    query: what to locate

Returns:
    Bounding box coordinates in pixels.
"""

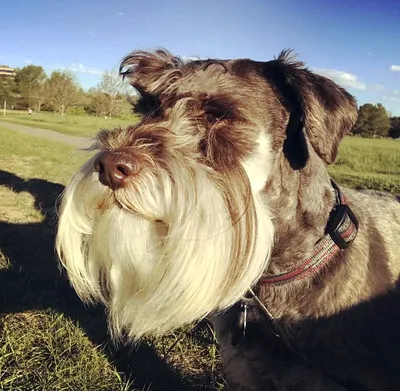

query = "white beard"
[56,152,274,340]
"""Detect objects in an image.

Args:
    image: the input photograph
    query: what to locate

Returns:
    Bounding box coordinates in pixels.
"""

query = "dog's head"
[56,49,357,340]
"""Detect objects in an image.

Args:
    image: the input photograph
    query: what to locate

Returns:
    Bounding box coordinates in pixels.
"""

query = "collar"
[259,180,359,287]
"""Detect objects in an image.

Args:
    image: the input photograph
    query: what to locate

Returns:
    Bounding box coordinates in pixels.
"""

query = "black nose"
[94,151,139,190]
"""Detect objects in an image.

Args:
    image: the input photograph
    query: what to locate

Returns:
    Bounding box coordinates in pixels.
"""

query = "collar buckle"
[327,204,359,250]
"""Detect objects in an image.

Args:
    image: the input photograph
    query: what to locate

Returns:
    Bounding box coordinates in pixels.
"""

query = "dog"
[56,49,400,390]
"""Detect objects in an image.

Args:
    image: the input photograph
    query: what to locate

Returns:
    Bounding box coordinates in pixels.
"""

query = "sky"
[1,0,400,114]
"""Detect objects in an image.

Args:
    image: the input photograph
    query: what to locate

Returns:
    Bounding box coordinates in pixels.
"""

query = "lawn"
[328,136,400,194]
[0,110,140,137]
[0,126,224,391]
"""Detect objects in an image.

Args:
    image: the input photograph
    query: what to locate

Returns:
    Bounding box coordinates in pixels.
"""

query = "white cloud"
[393,89,400,94]
[390,65,400,72]
[117,11,124,16]
[23,59,32,64]
[371,84,385,91]
[314,68,366,90]
[382,95,400,103]
[64,63,104,76]
[181,56,208,63]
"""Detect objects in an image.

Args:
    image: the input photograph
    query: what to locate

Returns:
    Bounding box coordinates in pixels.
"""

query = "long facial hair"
[56,123,274,341]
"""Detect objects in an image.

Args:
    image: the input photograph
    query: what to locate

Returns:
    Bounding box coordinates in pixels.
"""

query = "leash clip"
[239,301,248,339]
[231,300,248,346]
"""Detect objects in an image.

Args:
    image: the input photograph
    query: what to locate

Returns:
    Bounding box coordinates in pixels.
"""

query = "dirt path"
[0,121,91,148]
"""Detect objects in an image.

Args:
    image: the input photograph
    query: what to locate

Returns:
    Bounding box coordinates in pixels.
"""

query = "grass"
[0,312,134,391]
[0,110,139,137]
[0,126,225,391]
[328,136,400,194]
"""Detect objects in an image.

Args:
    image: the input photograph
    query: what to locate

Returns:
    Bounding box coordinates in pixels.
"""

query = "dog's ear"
[119,49,183,94]
[262,50,358,165]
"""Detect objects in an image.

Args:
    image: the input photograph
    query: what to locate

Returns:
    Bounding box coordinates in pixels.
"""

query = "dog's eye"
[205,112,221,124]
[204,105,225,124]
[134,94,161,117]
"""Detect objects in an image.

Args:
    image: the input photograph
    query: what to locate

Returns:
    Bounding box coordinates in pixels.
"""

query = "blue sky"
[1,0,400,114]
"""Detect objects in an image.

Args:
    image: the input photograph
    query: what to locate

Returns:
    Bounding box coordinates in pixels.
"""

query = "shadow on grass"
[0,170,209,391]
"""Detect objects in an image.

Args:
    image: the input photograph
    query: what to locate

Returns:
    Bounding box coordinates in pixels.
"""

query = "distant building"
[0,66,16,77]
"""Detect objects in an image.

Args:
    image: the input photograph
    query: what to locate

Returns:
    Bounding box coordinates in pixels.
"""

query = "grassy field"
[0,121,399,391]
[328,136,400,194]
[0,126,224,391]
[0,110,139,137]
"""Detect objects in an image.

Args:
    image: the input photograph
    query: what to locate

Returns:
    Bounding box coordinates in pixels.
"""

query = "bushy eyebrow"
[135,90,243,122]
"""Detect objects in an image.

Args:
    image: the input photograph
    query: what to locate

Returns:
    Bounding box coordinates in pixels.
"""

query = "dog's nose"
[94,151,138,190]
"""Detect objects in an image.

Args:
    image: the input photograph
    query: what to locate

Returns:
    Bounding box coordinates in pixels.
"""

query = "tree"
[44,71,80,115]
[370,103,391,138]
[15,65,47,110]
[352,103,391,138]
[351,104,374,136]
[86,88,109,116]
[87,71,131,118]
[389,117,400,139]
[0,74,18,108]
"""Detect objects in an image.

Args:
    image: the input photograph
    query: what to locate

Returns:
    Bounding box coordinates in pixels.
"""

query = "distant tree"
[0,74,18,108]
[87,71,131,118]
[15,65,47,110]
[389,116,400,139]
[86,88,109,116]
[44,71,80,115]
[370,103,391,137]
[352,103,390,138]
[352,104,374,136]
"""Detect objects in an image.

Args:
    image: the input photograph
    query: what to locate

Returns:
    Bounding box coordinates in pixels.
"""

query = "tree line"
[0,64,135,119]
[351,103,400,139]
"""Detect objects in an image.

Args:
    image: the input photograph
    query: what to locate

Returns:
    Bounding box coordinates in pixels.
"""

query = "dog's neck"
[263,153,336,275]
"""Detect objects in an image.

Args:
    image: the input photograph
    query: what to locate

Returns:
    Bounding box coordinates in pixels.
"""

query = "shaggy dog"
[56,49,400,390]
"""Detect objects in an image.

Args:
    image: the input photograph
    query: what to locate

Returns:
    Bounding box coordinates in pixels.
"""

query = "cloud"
[390,65,400,72]
[382,95,400,103]
[23,59,32,64]
[371,84,385,91]
[63,63,104,76]
[117,11,124,16]
[181,56,208,63]
[393,89,400,95]
[314,68,366,90]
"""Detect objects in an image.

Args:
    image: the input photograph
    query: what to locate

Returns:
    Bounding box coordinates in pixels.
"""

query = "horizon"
[1,0,400,115]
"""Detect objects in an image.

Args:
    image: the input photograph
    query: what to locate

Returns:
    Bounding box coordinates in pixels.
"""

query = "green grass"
[0,110,139,137]
[0,126,224,391]
[0,312,135,391]
[328,136,400,194]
